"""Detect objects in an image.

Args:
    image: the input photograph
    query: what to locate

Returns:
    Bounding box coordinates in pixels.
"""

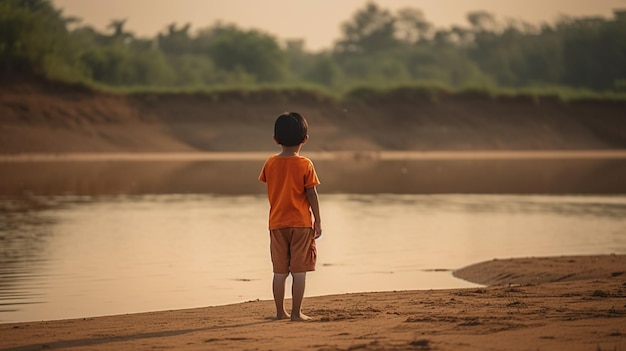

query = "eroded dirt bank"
[1,81,626,153]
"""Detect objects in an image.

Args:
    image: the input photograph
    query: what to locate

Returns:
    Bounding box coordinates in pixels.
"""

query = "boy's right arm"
[305,186,322,239]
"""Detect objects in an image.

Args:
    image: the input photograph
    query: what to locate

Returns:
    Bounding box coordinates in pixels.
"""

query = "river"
[1,151,625,323]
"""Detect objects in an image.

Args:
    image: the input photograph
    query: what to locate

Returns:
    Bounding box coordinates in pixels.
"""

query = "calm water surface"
[1,193,625,323]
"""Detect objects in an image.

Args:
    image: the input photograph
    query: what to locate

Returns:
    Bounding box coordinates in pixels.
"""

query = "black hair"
[273,112,308,146]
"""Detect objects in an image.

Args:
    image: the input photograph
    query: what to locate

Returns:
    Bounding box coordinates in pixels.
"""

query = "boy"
[258,112,322,322]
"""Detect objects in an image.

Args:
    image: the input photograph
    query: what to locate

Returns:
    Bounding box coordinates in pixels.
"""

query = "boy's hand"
[313,222,322,239]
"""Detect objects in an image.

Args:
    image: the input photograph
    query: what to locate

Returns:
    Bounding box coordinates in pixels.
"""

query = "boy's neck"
[278,145,302,156]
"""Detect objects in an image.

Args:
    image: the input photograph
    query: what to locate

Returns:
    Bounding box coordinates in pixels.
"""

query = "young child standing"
[259,112,322,321]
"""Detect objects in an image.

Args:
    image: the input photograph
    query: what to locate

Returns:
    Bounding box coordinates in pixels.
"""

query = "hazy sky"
[53,0,626,51]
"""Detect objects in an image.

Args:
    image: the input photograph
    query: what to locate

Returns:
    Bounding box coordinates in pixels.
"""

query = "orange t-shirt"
[259,155,320,230]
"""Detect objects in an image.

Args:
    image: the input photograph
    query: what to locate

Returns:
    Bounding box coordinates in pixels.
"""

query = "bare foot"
[275,311,291,320]
[291,313,313,322]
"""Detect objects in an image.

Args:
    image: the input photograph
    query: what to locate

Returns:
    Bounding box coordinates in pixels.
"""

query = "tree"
[467,11,498,32]
[4,0,625,92]
[560,15,626,90]
[106,18,134,44]
[167,54,217,86]
[158,22,192,54]
[284,39,316,81]
[304,54,342,87]
[0,0,80,78]
[395,7,432,44]
[205,25,286,82]
[335,2,399,55]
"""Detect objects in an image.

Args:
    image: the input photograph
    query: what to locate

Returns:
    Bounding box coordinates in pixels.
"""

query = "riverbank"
[2,81,626,153]
[1,254,624,351]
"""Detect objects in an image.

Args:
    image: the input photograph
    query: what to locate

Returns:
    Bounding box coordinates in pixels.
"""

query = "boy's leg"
[291,272,312,321]
[270,229,291,320]
[272,273,290,319]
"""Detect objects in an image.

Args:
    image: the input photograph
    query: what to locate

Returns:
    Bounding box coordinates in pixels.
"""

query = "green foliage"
[166,54,217,86]
[344,83,451,103]
[0,0,75,75]
[335,2,399,55]
[1,0,625,94]
[560,16,626,90]
[157,22,193,54]
[303,54,343,88]
[203,25,287,83]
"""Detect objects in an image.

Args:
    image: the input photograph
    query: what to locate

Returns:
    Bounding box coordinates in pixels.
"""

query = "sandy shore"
[1,255,624,351]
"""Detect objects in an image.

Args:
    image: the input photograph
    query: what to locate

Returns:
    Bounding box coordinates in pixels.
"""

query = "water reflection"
[388,194,626,219]
[0,193,624,323]
[0,205,55,315]
[1,157,626,196]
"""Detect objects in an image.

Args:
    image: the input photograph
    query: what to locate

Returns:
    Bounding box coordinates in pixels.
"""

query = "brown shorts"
[269,227,317,273]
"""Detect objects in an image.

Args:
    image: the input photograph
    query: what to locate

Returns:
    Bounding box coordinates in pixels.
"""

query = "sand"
[1,254,624,351]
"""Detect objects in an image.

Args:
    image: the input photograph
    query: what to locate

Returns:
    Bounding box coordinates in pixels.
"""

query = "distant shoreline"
[3,82,626,154]
[2,150,626,163]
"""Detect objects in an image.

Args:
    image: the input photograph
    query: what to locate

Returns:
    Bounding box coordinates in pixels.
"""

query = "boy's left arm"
[305,186,322,239]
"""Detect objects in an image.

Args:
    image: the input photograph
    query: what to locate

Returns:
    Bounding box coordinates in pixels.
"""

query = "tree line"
[1,0,625,92]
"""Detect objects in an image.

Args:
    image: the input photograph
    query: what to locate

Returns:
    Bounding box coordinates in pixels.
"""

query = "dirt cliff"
[1,81,625,153]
